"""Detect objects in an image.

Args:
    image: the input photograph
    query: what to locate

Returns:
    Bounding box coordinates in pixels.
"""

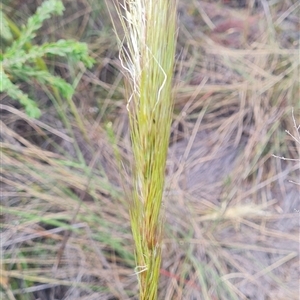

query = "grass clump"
[109,0,178,298]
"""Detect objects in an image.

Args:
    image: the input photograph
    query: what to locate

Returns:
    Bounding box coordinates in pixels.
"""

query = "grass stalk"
[109,0,177,298]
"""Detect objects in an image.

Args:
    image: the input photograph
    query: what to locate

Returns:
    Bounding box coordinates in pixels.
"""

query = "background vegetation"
[1,0,299,299]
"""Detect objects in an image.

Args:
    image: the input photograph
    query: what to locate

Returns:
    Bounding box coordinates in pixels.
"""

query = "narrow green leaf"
[0,10,13,41]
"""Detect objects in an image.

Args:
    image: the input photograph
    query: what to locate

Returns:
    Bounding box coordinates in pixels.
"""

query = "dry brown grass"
[1,0,299,299]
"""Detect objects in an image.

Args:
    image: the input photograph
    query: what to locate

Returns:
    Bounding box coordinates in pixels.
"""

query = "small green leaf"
[0,67,41,118]
[25,103,41,118]
[4,40,94,69]
[12,67,74,99]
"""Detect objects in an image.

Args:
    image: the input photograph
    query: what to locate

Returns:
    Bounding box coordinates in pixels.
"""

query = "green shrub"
[0,0,94,118]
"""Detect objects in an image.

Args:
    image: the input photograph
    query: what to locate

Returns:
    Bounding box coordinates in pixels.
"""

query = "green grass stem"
[109,0,178,298]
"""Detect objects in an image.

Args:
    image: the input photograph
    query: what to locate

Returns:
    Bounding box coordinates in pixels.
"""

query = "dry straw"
[108,0,178,298]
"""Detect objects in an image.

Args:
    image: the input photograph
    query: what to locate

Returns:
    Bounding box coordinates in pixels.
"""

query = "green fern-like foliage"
[0,0,94,118]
